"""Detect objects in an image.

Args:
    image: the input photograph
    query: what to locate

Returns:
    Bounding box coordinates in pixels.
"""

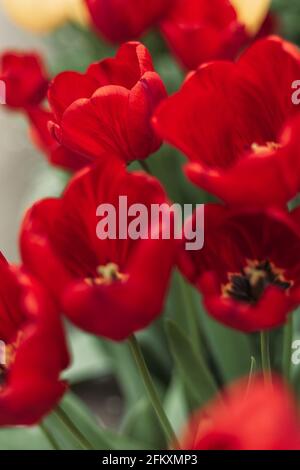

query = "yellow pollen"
[0,332,23,388]
[84,263,128,286]
[251,142,282,155]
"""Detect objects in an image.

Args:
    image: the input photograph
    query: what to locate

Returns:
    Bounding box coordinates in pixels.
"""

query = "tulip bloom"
[160,0,248,70]
[180,377,300,450]
[48,42,167,168]
[180,205,300,332]
[1,0,89,33]
[0,255,69,426]
[85,0,173,43]
[154,37,300,207]
[20,160,176,341]
[0,52,48,110]
[28,107,89,172]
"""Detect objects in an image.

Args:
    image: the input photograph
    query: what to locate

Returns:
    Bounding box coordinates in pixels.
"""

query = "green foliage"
[272,0,300,44]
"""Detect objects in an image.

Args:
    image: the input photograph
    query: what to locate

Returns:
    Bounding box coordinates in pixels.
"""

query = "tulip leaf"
[101,340,145,406]
[0,427,53,450]
[63,326,112,384]
[52,392,149,450]
[197,300,255,383]
[166,320,218,409]
[163,373,189,434]
[121,397,166,449]
[43,412,85,450]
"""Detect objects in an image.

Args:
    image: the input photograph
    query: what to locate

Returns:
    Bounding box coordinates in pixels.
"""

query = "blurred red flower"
[180,376,300,450]
[180,205,300,332]
[154,36,300,207]
[85,0,172,43]
[20,159,177,341]
[48,42,166,168]
[0,255,69,426]
[0,52,48,110]
[160,0,247,70]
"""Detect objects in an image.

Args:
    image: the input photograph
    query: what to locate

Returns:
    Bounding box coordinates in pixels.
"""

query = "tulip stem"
[54,405,94,450]
[139,160,153,175]
[245,356,256,398]
[260,331,272,385]
[129,335,180,449]
[40,422,60,450]
[282,315,293,383]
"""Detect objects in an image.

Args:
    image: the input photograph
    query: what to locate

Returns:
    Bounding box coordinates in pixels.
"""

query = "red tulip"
[154,37,300,207]
[160,0,247,70]
[20,159,177,341]
[28,107,90,172]
[85,0,173,43]
[0,51,48,110]
[180,205,300,332]
[180,376,300,450]
[48,42,167,167]
[0,255,69,426]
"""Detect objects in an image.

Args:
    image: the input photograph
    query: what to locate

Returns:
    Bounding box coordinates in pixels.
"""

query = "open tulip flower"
[47,42,167,169]
[154,36,300,207]
[0,254,69,426]
[20,159,177,341]
[180,205,300,332]
[180,376,300,450]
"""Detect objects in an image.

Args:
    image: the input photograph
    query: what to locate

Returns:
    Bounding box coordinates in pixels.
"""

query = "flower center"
[84,263,128,286]
[222,260,292,304]
[251,141,282,155]
[0,333,22,389]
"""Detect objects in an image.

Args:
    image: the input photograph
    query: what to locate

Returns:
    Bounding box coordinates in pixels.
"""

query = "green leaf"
[57,392,113,450]
[164,373,188,434]
[43,412,84,450]
[198,302,255,383]
[121,398,166,449]
[0,427,53,450]
[166,320,218,409]
[63,326,112,384]
[101,340,144,406]
[168,271,205,357]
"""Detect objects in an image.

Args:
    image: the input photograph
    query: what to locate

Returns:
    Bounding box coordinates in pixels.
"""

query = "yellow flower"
[1,0,89,33]
[230,0,271,36]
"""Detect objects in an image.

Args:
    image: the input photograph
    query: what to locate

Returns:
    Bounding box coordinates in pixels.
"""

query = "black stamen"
[224,260,292,304]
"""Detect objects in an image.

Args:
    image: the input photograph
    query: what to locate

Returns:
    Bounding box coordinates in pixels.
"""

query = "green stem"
[245,356,256,398]
[260,331,272,385]
[129,335,180,449]
[54,405,94,450]
[178,273,202,356]
[282,315,293,383]
[139,160,152,175]
[40,422,60,450]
